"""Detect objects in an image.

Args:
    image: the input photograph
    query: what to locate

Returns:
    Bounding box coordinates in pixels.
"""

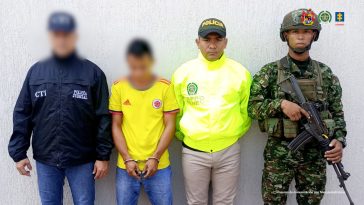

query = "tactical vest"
[259,57,335,138]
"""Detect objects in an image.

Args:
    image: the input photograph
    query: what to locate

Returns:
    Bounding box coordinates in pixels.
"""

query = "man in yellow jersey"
[110,39,179,205]
[172,18,252,205]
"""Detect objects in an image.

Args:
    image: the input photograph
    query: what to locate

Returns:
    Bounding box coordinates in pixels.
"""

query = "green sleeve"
[248,64,283,120]
[325,69,347,146]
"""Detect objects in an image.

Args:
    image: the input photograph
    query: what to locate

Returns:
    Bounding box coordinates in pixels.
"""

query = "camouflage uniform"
[248,56,347,204]
[248,9,346,205]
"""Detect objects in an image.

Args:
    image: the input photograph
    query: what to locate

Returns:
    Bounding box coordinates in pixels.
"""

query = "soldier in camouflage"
[248,9,347,205]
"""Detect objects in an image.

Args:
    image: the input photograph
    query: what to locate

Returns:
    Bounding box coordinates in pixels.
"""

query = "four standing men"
[9,9,348,205]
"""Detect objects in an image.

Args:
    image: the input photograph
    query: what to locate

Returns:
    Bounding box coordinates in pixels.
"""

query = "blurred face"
[285,29,315,50]
[127,54,154,81]
[196,33,227,61]
[49,31,77,57]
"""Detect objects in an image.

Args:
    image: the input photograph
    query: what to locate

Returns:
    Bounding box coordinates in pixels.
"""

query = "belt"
[182,142,206,153]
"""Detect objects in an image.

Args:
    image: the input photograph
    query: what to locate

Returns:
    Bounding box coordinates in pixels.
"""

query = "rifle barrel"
[333,164,354,205]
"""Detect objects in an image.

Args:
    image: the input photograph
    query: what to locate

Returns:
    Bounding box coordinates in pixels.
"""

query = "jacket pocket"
[63,79,91,99]
[62,79,93,110]
[29,79,56,105]
[282,119,298,138]
[258,118,283,137]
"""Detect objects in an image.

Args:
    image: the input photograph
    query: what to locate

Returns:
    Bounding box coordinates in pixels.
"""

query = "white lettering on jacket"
[35,90,47,98]
[72,90,88,100]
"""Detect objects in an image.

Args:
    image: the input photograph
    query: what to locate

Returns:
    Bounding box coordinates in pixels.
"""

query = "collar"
[198,51,226,69]
[285,55,316,78]
[127,75,157,91]
[52,50,78,64]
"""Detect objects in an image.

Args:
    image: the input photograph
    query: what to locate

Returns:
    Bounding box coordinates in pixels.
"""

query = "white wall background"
[1,0,363,204]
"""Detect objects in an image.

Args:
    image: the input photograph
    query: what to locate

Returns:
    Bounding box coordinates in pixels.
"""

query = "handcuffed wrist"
[124,159,136,164]
[147,157,160,163]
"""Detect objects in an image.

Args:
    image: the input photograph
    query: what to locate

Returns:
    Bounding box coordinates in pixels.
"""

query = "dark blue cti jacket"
[8,53,113,168]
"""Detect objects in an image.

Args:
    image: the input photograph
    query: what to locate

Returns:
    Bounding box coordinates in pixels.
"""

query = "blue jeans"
[36,161,95,205]
[116,166,173,205]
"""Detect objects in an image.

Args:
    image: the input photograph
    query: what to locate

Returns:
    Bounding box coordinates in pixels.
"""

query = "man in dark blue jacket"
[8,11,113,205]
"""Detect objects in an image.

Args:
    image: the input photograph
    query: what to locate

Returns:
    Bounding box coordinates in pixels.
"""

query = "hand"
[324,139,343,163]
[125,160,141,180]
[16,158,32,177]
[143,158,159,178]
[93,160,109,179]
[281,100,310,121]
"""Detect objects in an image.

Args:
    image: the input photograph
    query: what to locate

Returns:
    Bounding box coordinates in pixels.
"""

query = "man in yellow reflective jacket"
[172,18,252,205]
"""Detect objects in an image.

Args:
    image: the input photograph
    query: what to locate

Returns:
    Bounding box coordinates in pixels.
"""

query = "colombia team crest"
[152,99,162,109]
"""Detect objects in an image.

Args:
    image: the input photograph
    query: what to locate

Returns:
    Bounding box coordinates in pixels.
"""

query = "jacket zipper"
[56,64,63,167]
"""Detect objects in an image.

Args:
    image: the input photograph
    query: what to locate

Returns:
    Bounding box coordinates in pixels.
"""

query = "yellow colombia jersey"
[109,78,179,170]
[172,52,252,153]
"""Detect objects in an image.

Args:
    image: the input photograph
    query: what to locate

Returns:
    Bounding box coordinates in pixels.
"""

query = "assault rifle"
[279,75,354,205]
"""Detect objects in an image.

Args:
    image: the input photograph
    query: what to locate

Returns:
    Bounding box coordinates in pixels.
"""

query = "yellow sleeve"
[109,83,123,113]
[163,84,179,113]
[240,70,252,113]
[239,69,252,136]
[171,73,185,140]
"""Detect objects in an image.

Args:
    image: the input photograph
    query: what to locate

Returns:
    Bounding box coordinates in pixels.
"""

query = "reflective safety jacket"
[8,53,113,168]
[172,52,252,153]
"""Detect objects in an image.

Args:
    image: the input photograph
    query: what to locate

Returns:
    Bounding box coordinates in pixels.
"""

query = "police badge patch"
[187,82,198,95]
[318,11,332,23]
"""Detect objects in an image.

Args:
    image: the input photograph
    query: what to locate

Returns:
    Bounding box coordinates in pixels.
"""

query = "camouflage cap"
[198,18,226,38]
[280,9,321,41]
